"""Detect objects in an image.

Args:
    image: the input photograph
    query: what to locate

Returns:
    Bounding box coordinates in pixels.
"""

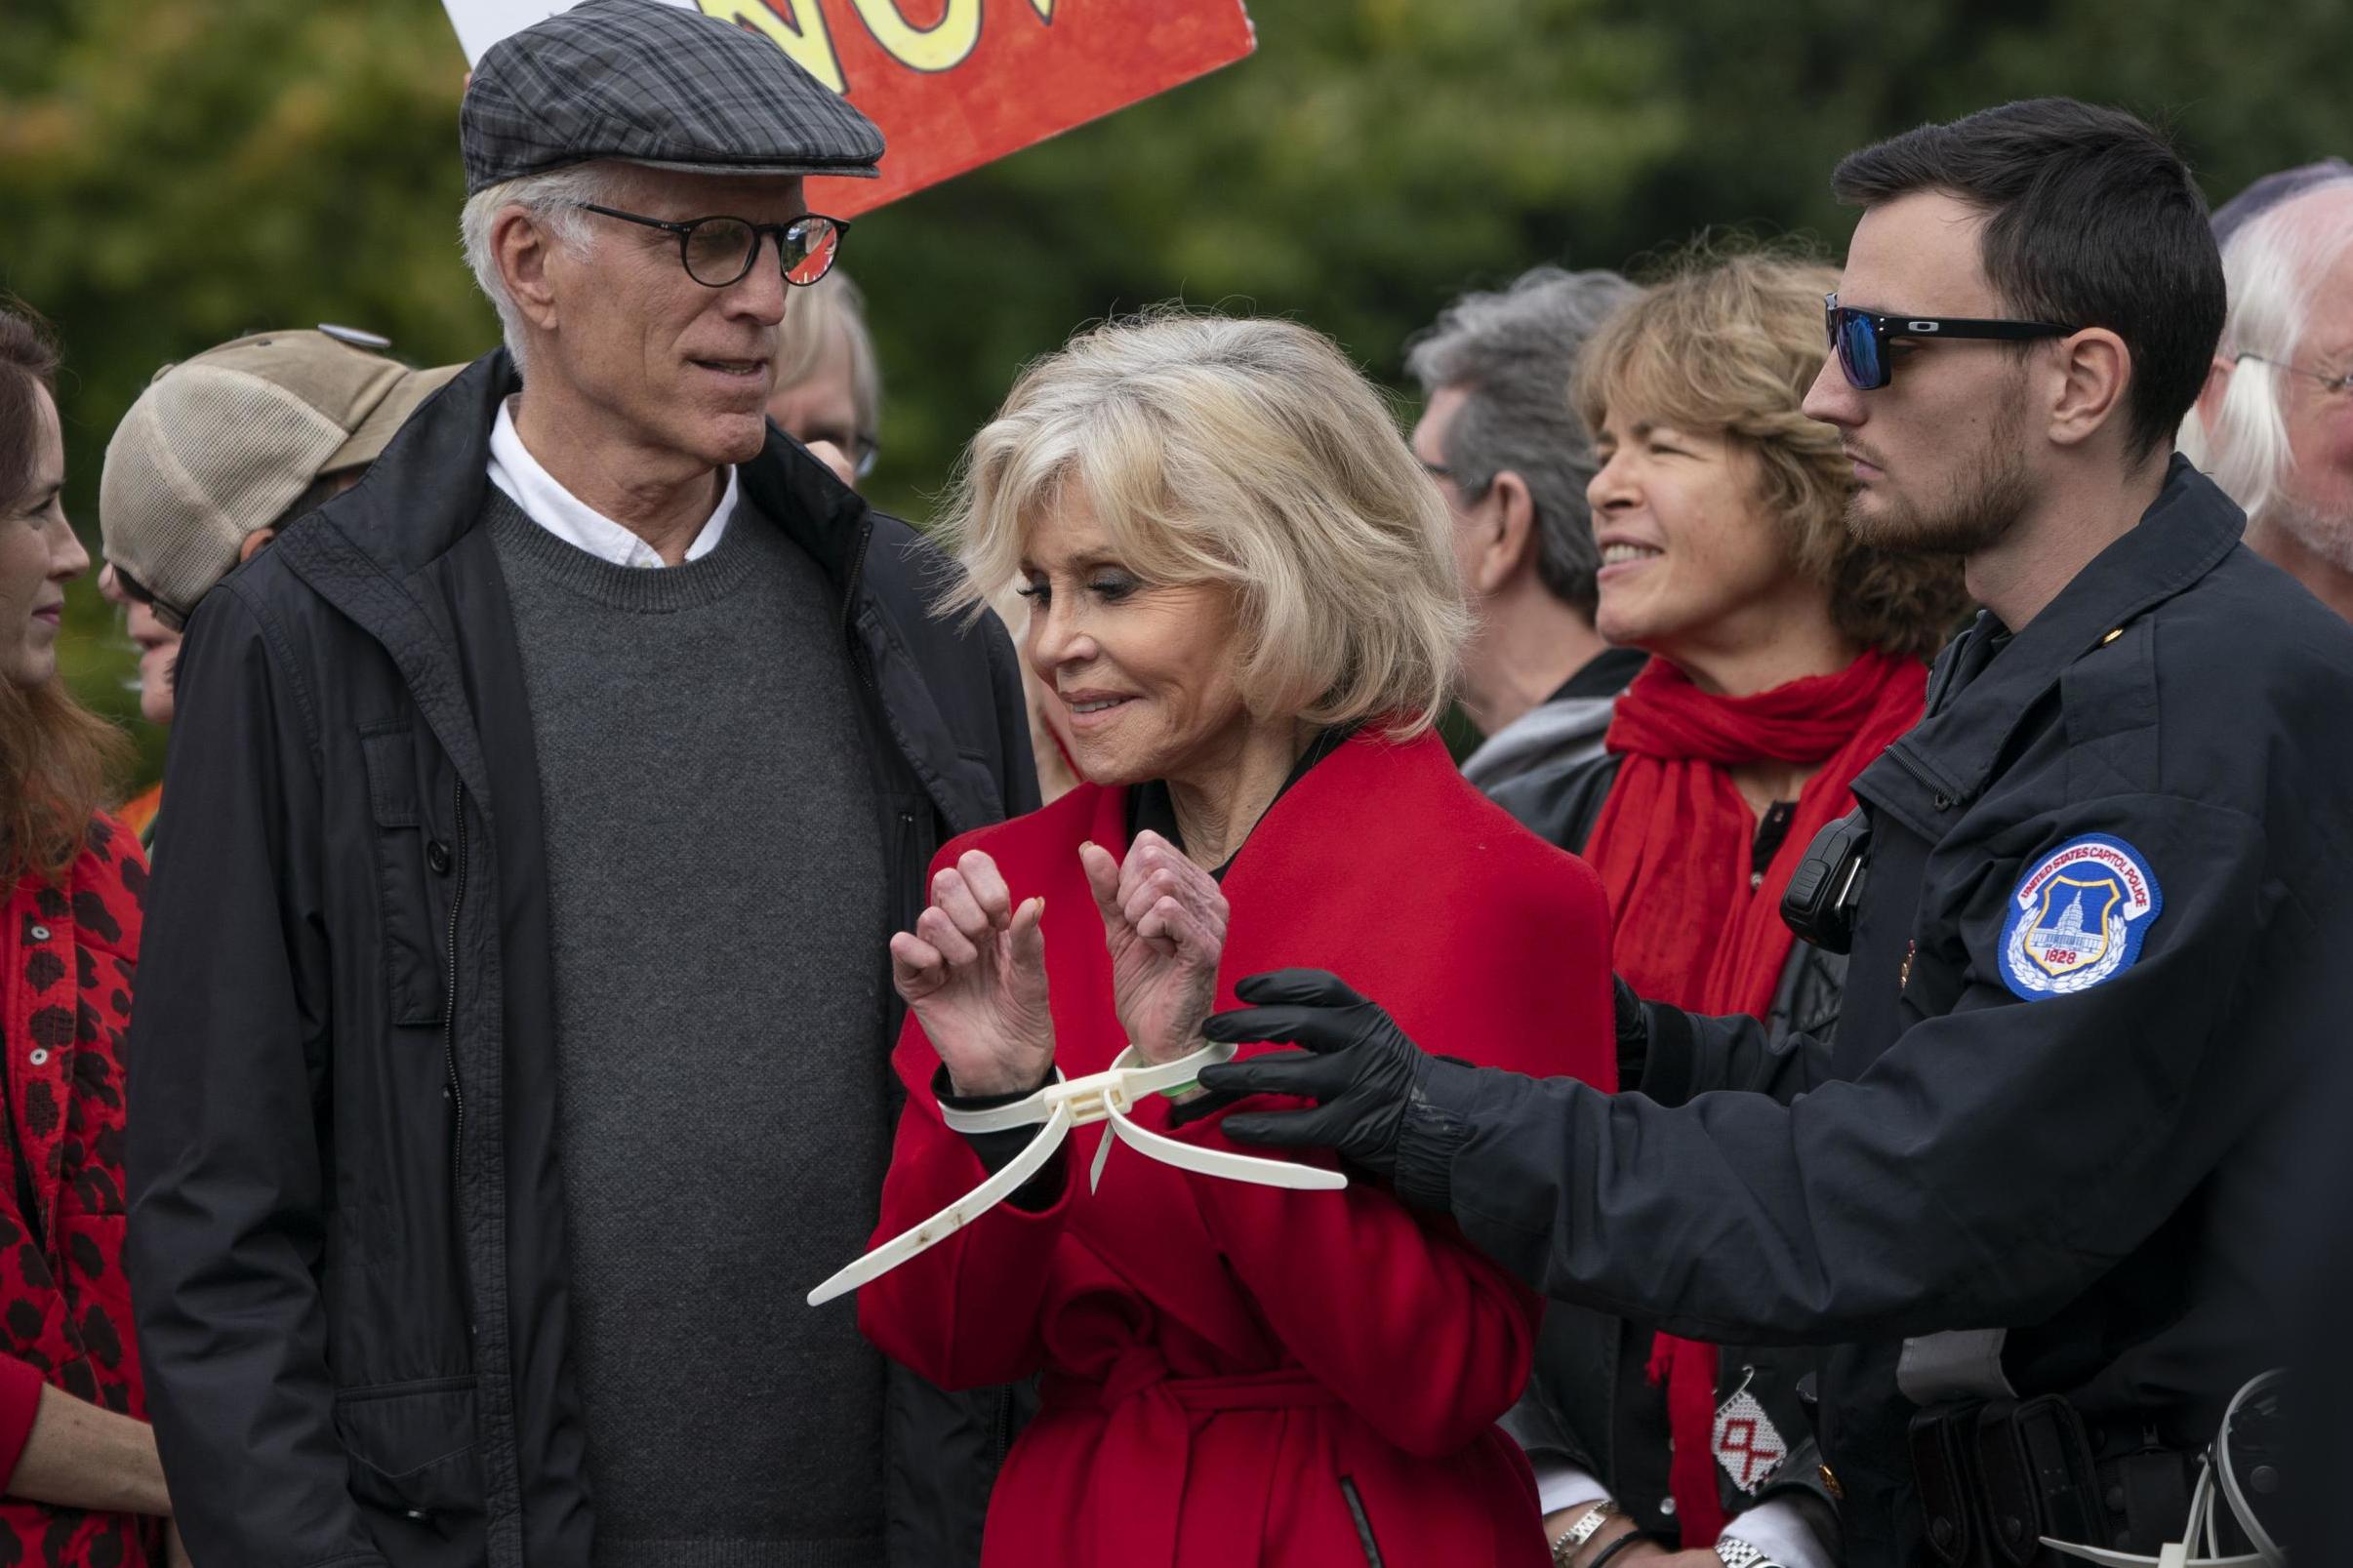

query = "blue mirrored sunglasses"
[1825,293,2077,390]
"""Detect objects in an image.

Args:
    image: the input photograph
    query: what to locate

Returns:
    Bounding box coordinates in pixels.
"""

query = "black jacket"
[1419,462,2353,1563]
[1493,749,1842,1550]
[1467,647,1647,829]
[123,352,1038,1568]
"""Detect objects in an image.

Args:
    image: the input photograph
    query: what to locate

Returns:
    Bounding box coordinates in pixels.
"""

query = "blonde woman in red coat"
[845,313,1618,1567]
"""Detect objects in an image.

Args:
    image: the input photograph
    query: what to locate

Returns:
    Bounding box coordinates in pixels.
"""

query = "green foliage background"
[3,0,2347,786]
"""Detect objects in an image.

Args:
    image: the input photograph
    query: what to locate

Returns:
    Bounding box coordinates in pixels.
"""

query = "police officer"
[1196,99,2353,1568]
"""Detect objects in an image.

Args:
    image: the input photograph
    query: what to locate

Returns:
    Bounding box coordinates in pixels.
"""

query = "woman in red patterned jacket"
[0,302,184,1565]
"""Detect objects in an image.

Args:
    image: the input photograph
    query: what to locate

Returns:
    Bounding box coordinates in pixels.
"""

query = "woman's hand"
[890,850,1054,1098]
[1536,1508,1691,1567]
[1080,831,1230,1066]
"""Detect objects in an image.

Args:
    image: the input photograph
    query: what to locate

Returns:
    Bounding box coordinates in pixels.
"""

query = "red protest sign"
[693,0,1256,217]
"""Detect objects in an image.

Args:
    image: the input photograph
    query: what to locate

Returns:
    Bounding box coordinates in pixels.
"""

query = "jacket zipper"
[443,781,470,1313]
[989,1385,1014,1468]
[836,512,874,646]
[894,805,921,937]
[1881,738,1964,816]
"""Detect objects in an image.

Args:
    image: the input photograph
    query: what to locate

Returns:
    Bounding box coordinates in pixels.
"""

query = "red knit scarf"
[1590,648,1927,1545]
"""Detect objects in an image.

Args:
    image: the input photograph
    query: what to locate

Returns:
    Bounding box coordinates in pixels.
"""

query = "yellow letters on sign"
[850,0,982,73]
[703,1,1008,83]
[704,0,847,93]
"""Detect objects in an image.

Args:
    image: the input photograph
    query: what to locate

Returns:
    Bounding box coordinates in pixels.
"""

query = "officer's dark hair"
[1832,98,2225,462]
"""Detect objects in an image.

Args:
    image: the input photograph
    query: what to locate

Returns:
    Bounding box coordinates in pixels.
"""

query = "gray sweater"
[489,488,890,1568]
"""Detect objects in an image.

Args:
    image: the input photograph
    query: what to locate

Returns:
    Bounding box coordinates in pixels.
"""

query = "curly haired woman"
[1508,252,1969,1568]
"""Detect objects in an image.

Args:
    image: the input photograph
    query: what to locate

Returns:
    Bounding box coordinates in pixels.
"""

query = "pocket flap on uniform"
[336,1378,482,1517]
[359,728,422,829]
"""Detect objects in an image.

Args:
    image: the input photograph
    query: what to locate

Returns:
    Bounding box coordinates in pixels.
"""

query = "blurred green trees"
[3,0,2347,784]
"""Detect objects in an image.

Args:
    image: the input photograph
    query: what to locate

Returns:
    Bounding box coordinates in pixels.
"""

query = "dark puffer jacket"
[124,352,1037,1568]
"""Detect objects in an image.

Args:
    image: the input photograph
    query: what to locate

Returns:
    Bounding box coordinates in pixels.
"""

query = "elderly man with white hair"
[2184,163,2353,621]
[122,3,1035,1566]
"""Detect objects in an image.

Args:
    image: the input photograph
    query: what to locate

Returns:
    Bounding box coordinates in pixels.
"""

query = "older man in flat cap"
[124,4,1035,1566]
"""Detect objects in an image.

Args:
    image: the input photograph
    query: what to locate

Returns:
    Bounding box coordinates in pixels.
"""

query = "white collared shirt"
[486,397,735,569]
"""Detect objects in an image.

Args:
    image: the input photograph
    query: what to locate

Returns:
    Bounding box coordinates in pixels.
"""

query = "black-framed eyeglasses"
[578,203,850,289]
[1825,293,2078,391]
[109,562,191,632]
[2236,352,2353,397]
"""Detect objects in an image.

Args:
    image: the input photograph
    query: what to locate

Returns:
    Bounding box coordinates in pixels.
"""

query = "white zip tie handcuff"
[807,1038,1346,1307]
[2044,1369,2284,1568]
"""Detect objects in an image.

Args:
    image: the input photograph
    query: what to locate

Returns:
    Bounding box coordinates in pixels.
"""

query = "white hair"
[935,309,1469,739]
[2180,180,2353,519]
[458,161,623,377]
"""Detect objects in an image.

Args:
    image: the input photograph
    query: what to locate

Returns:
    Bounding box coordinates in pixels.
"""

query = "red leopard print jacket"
[0,817,161,1566]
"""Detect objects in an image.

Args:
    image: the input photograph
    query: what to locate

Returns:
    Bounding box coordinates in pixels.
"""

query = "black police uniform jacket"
[122,352,1039,1568]
[1418,459,2353,1563]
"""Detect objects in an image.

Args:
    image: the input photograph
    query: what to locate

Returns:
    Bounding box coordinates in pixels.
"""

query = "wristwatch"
[1549,1500,1620,1565]
[1714,1538,1785,1568]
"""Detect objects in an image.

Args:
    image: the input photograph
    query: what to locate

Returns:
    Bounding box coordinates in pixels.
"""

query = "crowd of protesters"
[0,1,2346,1565]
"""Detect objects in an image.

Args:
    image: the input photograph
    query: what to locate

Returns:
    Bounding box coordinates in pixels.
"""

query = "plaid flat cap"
[461,0,884,194]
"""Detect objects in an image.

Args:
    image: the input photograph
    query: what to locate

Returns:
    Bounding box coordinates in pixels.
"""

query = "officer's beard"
[1846,398,2034,558]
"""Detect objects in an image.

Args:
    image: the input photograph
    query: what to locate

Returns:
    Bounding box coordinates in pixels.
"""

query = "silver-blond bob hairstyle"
[2180,179,2353,519]
[459,161,621,378]
[935,311,1468,738]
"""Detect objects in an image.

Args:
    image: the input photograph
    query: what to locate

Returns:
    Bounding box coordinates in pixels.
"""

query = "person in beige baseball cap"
[98,326,460,839]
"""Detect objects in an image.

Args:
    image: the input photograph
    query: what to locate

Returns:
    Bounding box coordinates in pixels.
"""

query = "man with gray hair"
[2182,166,2353,623]
[124,3,1035,1565]
[1406,266,1645,836]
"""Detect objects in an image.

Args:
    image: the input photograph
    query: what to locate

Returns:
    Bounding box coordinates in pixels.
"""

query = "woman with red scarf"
[1505,255,1968,1568]
[845,313,1617,1566]
[0,303,185,1564]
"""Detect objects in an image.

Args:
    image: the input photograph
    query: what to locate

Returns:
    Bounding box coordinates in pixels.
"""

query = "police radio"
[1780,808,1871,954]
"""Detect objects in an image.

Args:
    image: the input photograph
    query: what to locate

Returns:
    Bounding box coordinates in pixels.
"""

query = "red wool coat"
[857,731,1615,1567]
[0,818,160,1567]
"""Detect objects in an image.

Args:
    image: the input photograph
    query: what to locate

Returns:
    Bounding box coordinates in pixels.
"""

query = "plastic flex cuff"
[806,1038,1346,1307]
[2043,1369,2285,1568]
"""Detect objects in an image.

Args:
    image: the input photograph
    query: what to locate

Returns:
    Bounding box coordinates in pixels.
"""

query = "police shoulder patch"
[1999,834,2163,1001]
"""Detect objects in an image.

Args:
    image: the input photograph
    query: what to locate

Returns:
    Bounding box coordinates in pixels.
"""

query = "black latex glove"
[1196,969,1435,1184]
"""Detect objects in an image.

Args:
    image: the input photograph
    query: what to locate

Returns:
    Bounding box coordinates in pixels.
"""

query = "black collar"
[1549,645,1649,705]
[1127,728,1354,880]
[1860,455,2243,826]
[269,348,984,825]
[297,348,873,596]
